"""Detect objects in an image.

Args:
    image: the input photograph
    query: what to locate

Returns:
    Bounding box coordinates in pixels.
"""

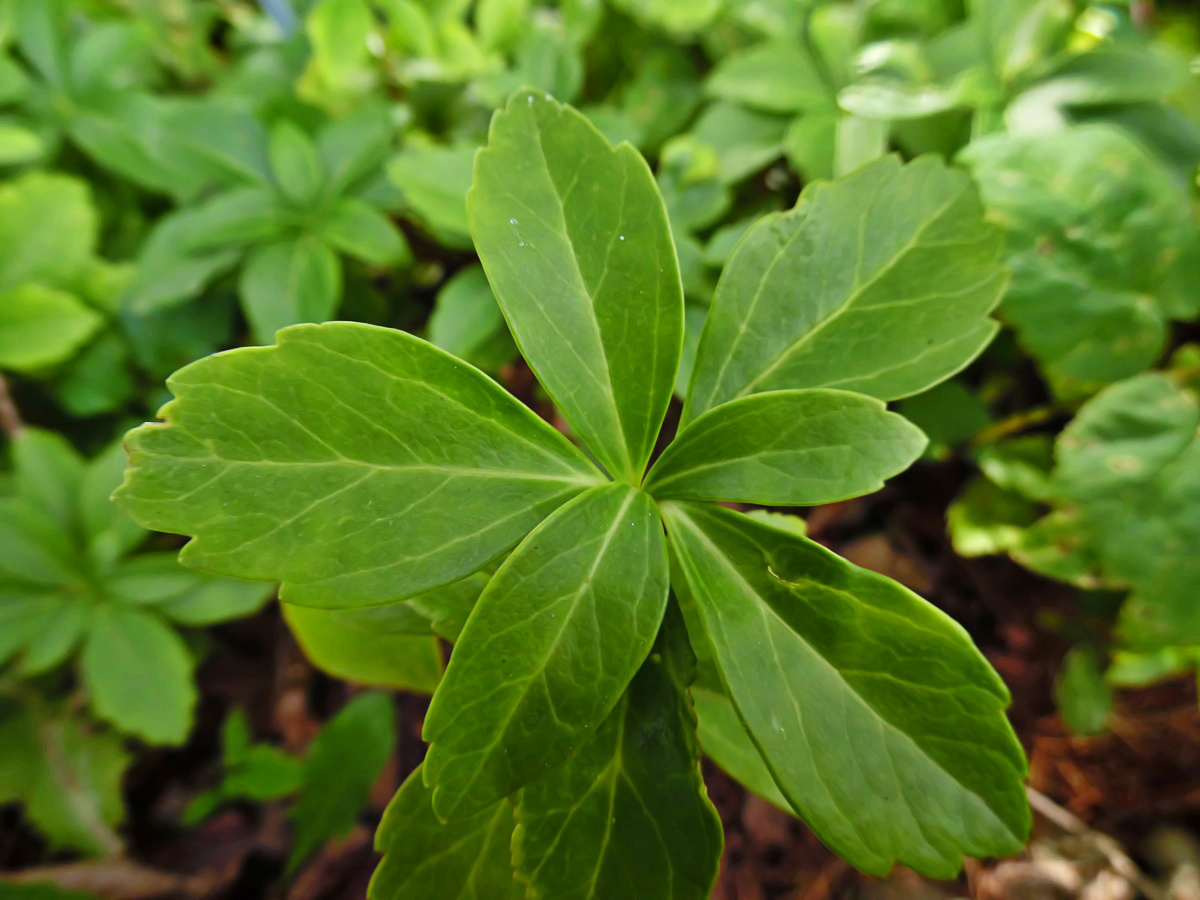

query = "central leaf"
[469,90,684,483]
[422,482,670,820]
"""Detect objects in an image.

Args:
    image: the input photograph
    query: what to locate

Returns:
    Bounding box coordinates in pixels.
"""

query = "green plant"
[124,105,410,343]
[116,90,1030,892]
[1,428,272,746]
[186,694,397,872]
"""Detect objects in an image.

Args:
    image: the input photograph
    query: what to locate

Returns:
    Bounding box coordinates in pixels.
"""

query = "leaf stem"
[971,404,1063,447]
[0,373,23,438]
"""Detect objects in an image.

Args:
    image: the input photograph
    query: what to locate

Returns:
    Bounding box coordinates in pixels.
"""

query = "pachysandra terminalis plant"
[115,89,1030,895]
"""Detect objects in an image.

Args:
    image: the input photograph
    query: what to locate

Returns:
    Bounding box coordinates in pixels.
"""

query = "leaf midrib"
[667,506,1019,844]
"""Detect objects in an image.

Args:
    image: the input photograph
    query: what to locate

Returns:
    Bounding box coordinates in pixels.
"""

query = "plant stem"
[971,403,1062,447]
[0,374,22,438]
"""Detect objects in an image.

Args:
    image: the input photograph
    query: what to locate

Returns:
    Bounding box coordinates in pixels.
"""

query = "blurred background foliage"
[1,0,1199,896]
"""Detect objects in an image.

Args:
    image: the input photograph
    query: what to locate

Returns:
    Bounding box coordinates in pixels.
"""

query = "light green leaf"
[11,428,85,536]
[83,440,147,570]
[607,0,723,37]
[115,322,602,610]
[283,603,443,693]
[121,214,242,314]
[0,499,83,587]
[0,172,96,289]
[683,155,1005,425]
[428,265,516,373]
[307,0,374,87]
[692,677,791,812]
[318,106,393,197]
[689,102,787,185]
[289,692,396,870]
[664,502,1029,877]
[0,702,128,857]
[81,605,196,745]
[469,90,682,482]
[388,141,476,247]
[706,43,831,114]
[105,554,273,625]
[369,765,522,900]
[239,236,343,343]
[18,597,90,675]
[514,606,722,899]
[1055,645,1112,737]
[962,126,1198,396]
[948,477,1039,558]
[269,120,325,206]
[0,123,44,164]
[175,188,290,254]
[423,483,669,820]
[319,198,411,267]
[0,284,104,373]
[1053,373,1200,500]
[646,389,925,505]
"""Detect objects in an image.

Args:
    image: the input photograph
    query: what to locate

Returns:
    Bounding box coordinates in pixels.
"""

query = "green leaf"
[0,172,96,289]
[423,483,669,820]
[645,389,926,505]
[388,141,476,247]
[239,236,343,343]
[319,198,411,267]
[269,120,325,206]
[947,477,1039,558]
[175,188,290,254]
[369,766,522,900]
[0,123,44,164]
[283,603,443,693]
[513,606,722,899]
[105,554,273,625]
[0,702,128,857]
[692,677,791,812]
[0,284,104,373]
[706,43,832,114]
[18,597,90,676]
[0,499,83,587]
[318,106,393,197]
[81,605,196,745]
[428,265,516,373]
[83,440,147,570]
[11,428,85,537]
[121,215,241,314]
[897,379,993,455]
[289,692,396,871]
[962,126,1197,396]
[1053,373,1200,500]
[689,102,787,185]
[307,0,374,87]
[404,572,490,643]
[115,322,602,609]
[1055,645,1112,737]
[468,90,683,482]
[663,502,1029,877]
[607,0,723,37]
[683,155,1005,425]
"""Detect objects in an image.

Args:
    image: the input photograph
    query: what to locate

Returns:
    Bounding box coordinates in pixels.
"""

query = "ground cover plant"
[1,0,1199,897]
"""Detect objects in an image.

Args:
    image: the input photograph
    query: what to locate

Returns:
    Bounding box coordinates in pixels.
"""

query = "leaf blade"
[469,90,684,481]
[422,482,670,820]
[115,322,603,610]
[645,389,926,505]
[683,155,1005,424]
[663,502,1029,877]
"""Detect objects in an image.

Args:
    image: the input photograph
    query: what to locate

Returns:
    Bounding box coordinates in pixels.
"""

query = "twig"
[971,404,1062,447]
[0,373,21,438]
[1027,786,1166,900]
[0,858,215,900]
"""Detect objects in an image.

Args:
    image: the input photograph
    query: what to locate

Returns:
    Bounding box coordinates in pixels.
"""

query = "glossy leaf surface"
[683,155,1005,425]
[423,483,669,820]
[646,389,926,505]
[115,322,602,609]
[664,502,1029,877]
[469,90,683,481]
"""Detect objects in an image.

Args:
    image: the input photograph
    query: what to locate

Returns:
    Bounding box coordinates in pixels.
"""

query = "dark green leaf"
[369,766,521,900]
[423,483,669,819]
[683,155,1005,425]
[646,389,926,505]
[468,90,683,482]
[664,502,1029,877]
